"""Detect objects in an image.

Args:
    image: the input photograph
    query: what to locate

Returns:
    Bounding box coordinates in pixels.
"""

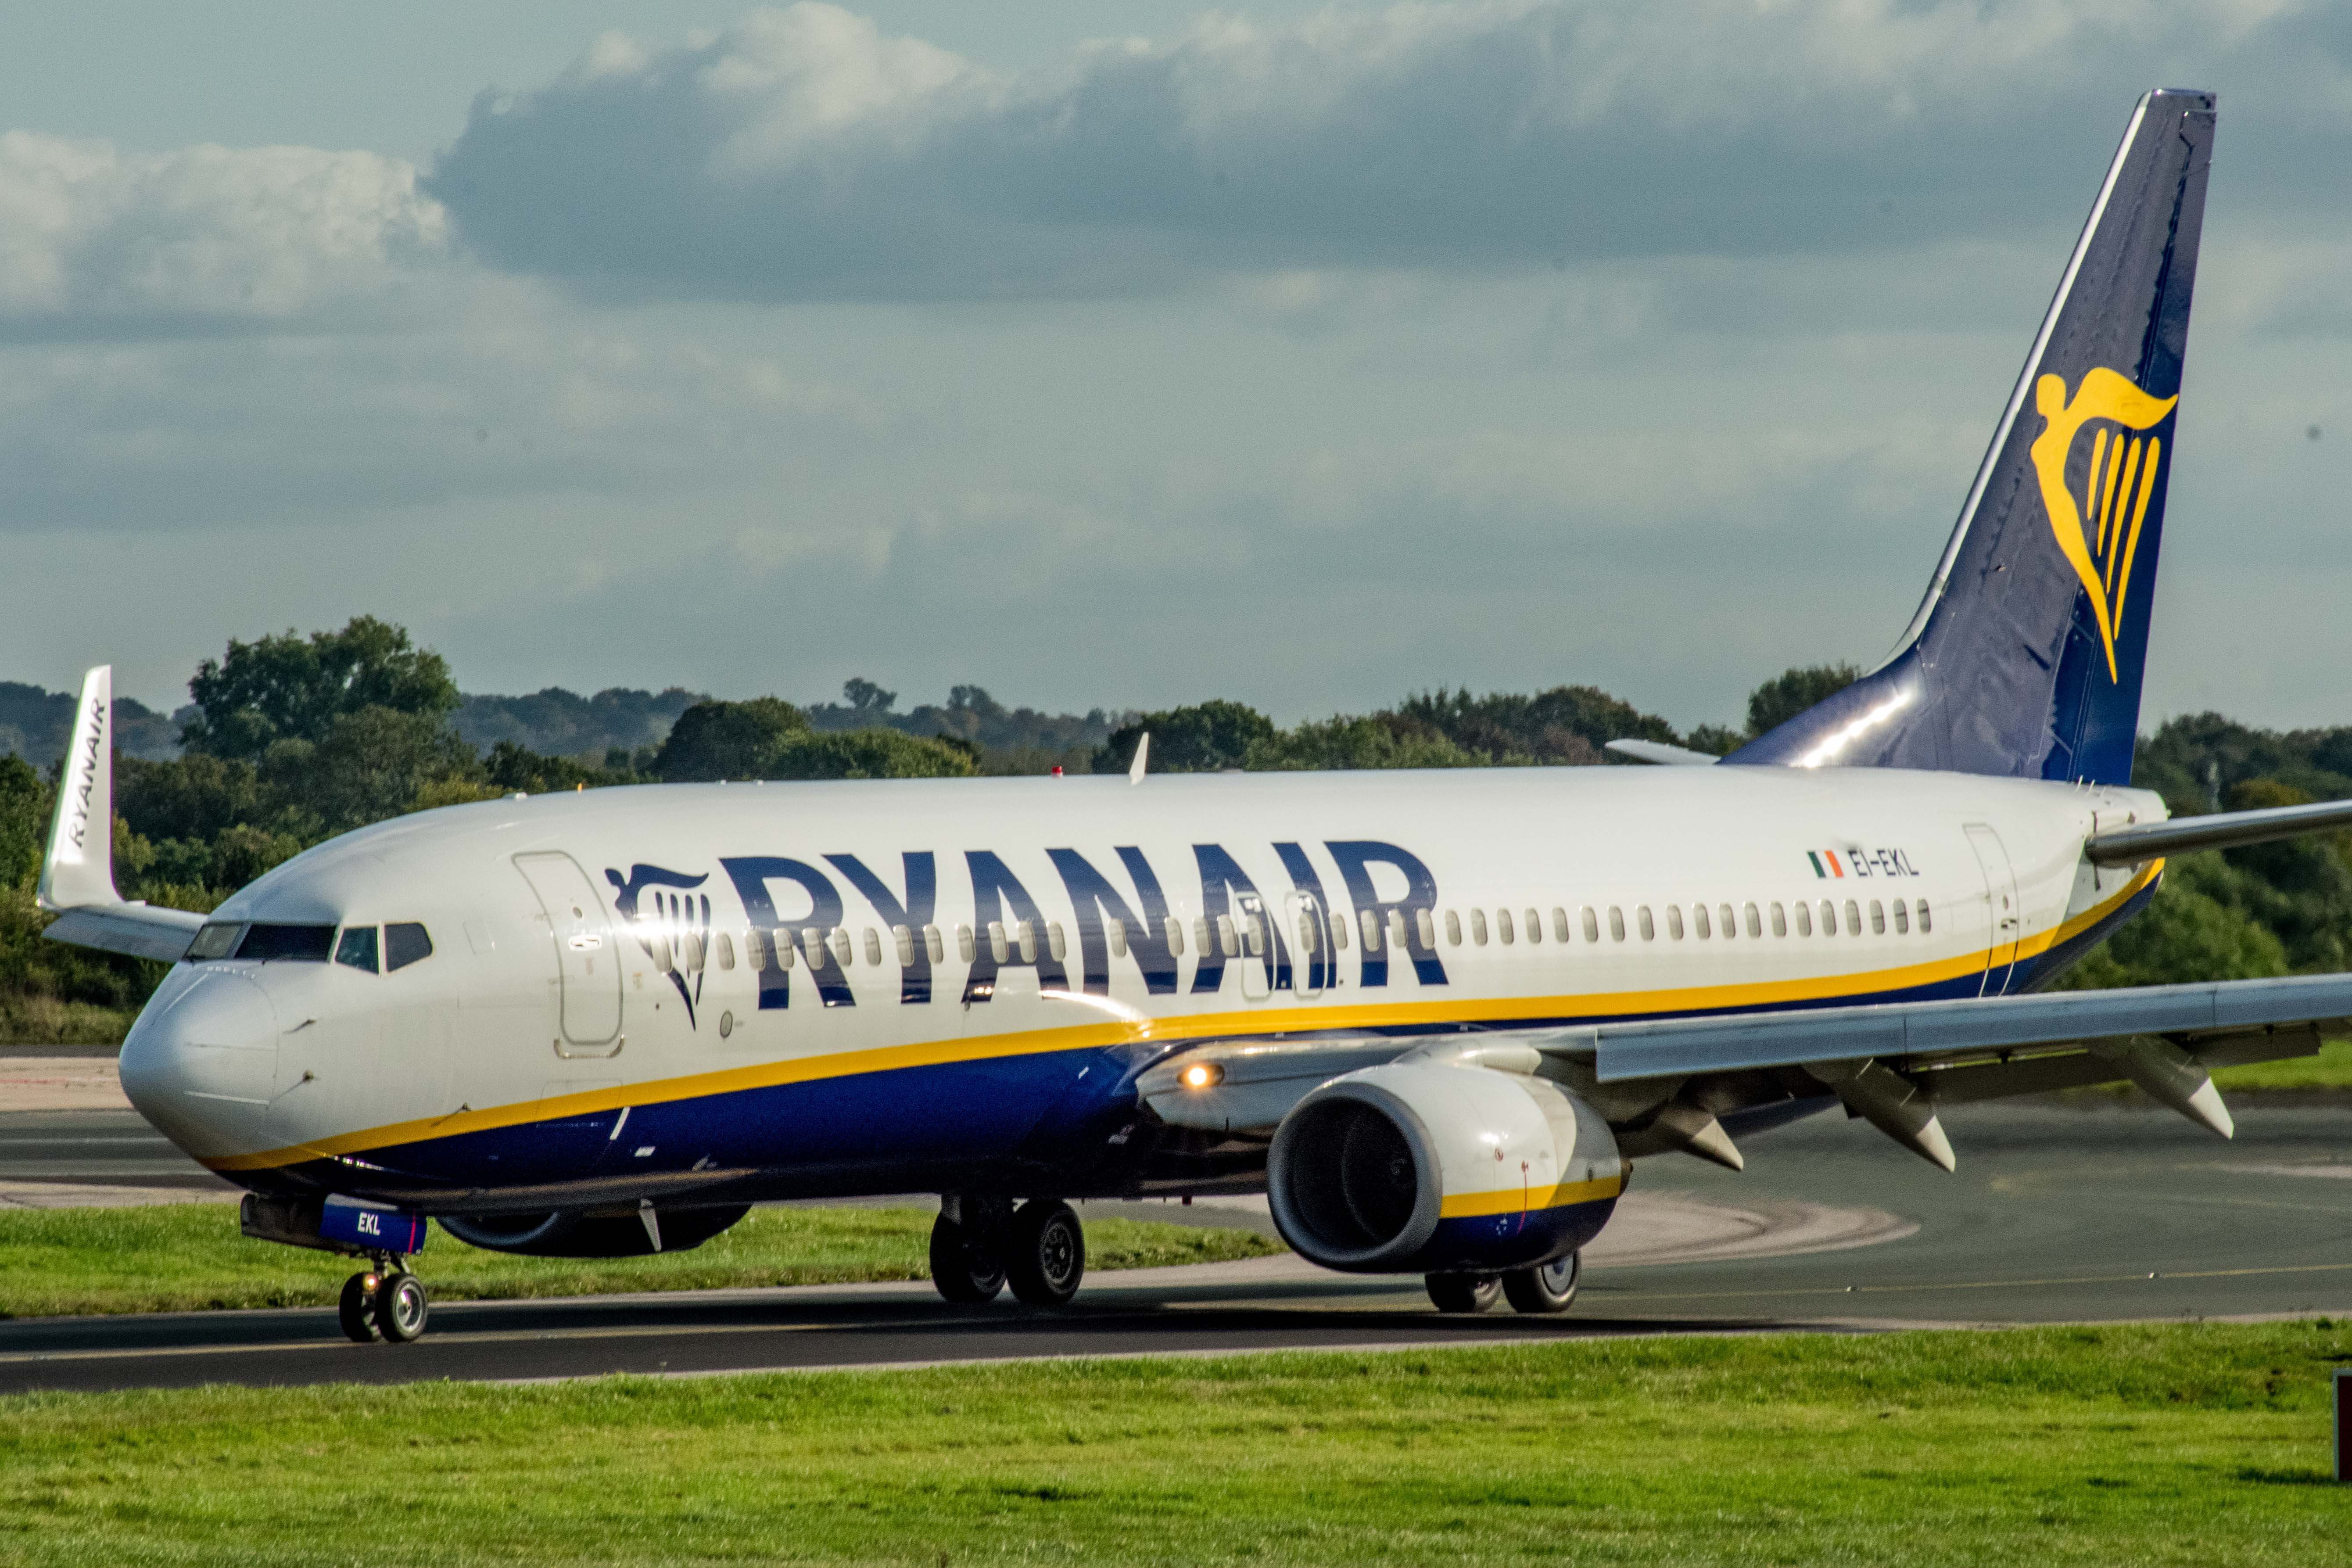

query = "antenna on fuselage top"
[1128,732,1150,786]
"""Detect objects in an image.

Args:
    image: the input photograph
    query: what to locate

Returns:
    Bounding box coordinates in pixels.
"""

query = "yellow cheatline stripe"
[1437,1173,1625,1220]
[204,862,2161,1174]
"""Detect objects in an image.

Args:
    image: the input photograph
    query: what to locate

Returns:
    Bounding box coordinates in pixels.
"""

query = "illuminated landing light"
[1181,1062,1225,1090]
[1794,688,1915,769]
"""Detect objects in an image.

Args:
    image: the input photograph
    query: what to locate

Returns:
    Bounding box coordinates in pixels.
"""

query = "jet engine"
[1266,1060,1622,1274]
[439,1203,751,1258]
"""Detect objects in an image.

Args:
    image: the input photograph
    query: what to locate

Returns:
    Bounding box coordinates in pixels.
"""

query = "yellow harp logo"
[2029,368,2177,682]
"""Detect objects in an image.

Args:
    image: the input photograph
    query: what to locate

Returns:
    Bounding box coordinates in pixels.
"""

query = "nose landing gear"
[337,1255,431,1344]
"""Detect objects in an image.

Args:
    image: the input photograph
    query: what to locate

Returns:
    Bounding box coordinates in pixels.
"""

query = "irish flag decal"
[1807,850,1846,879]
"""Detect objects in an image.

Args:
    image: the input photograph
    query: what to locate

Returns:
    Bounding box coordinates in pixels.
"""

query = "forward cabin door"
[1963,824,2021,996]
[513,852,624,1054]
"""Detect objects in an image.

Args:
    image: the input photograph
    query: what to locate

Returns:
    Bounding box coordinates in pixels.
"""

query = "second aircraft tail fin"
[1729,89,2215,786]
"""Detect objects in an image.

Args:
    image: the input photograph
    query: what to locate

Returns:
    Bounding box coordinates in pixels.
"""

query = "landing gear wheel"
[1004,1199,1086,1307]
[1425,1273,1503,1314]
[374,1270,429,1343]
[1502,1251,1581,1315]
[338,1271,381,1343]
[929,1212,1008,1304]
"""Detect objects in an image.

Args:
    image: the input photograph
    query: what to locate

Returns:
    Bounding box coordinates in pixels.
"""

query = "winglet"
[1128,732,1150,786]
[37,664,118,911]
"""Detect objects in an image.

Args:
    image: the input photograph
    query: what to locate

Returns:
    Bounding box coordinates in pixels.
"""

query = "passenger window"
[1581,906,1600,943]
[1795,901,1812,936]
[1666,905,1684,940]
[1636,906,1654,941]
[1693,904,1711,939]
[1870,900,1886,935]
[334,926,379,973]
[894,926,915,965]
[925,925,945,963]
[771,927,797,970]
[1165,916,1187,955]
[384,922,433,972]
[1018,921,1040,963]
[1524,908,1541,944]
[1719,903,1737,940]
[1916,899,1933,933]
[1331,914,1348,951]
[716,932,737,971]
[1552,907,1570,943]
[1770,902,1788,937]
[1107,917,1129,959]
[1215,914,1237,958]
[1497,909,1515,945]
[746,929,769,973]
[1050,922,1069,961]
[1745,902,1762,939]
[1445,910,1463,946]
[1241,916,1262,957]
[1471,909,1488,946]
[682,932,709,972]
[1388,910,1411,951]
[987,921,1009,963]
[187,922,244,962]
[1361,909,1383,952]
[1295,915,1318,954]
[1414,909,1436,949]
[831,928,855,966]
[1844,899,1862,936]
[1608,906,1626,942]
[865,928,885,966]
[1892,901,1909,934]
[1819,899,1838,936]
[1196,917,1214,956]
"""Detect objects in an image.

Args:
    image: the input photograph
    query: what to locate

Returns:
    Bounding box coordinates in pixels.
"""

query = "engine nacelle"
[439,1203,750,1258]
[1267,1061,1623,1274]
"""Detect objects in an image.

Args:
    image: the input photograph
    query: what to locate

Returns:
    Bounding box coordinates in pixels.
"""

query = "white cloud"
[0,131,450,335]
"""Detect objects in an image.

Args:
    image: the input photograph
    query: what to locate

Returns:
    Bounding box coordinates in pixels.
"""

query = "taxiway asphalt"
[1,1099,2347,1394]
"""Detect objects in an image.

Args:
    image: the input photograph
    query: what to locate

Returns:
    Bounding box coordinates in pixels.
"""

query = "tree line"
[0,619,2341,1039]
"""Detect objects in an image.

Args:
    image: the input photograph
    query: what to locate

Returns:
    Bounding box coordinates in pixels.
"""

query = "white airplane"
[38,90,2352,1344]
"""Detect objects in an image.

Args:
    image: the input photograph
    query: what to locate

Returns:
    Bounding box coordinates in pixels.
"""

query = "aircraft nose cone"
[120,969,280,1159]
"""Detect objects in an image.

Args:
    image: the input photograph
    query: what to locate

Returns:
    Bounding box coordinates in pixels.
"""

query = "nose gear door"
[513,852,624,1054]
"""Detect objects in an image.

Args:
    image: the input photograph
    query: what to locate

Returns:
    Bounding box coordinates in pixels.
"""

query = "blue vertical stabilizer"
[1729,90,2214,786]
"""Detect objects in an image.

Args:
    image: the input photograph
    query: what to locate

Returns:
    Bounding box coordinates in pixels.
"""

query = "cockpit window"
[385,922,434,972]
[235,924,336,962]
[334,926,380,973]
[186,922,243,962]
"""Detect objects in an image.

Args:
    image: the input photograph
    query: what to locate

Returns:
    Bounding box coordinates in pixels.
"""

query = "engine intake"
[1267,1060,1622,1274]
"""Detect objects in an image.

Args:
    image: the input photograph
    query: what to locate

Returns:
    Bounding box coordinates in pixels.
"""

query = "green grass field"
[0,1204,1280,1319]
[2,1322,2348,1566]
[2211,1037,2352,1091]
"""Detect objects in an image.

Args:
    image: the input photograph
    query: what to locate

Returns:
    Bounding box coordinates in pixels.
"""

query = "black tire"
[1501,1251,1581,1315]
[1004,1199,1086,1307]
[338,1272,380,1343]
[1425,1273,1503,1314]
[929,1213,1008,1305]
[375,1271,429,1343]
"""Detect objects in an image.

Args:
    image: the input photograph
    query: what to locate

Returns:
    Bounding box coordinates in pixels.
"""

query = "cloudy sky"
[5,1,2348,732]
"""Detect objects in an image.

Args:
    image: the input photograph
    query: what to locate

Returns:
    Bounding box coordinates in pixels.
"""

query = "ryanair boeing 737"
[39,90,2352,1342]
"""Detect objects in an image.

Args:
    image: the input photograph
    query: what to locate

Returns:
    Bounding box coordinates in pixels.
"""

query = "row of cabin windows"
[1431,898,1931,947]
[647,894,1934,978]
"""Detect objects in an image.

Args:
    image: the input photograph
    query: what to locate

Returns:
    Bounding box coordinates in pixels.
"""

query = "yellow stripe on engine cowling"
[1438,1173,1626,1220]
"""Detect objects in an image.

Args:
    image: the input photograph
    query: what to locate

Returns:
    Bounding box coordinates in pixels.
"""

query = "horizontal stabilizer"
[2087,797,2352,865]
[43,904,205,963]
[1605,739,1720,767]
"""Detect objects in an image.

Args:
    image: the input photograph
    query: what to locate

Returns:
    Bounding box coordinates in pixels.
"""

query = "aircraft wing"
[34,664,208,964]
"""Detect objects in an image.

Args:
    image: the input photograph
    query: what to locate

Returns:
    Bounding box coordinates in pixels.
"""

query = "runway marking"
[1603,1258,2352,1305]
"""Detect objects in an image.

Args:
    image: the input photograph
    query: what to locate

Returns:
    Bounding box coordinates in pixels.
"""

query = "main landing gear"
[338,1256,430,1344]
[929,1196,1088,1308]
[1426,1251,1581,1316]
